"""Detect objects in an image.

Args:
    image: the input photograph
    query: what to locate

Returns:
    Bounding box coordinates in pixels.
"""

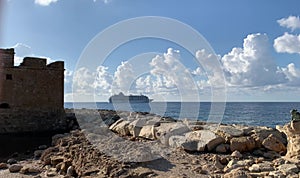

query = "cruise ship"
[108,92,153,103]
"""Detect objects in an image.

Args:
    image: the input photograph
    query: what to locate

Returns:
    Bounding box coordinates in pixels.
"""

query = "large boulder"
[216,125,244,142]
[109,119,131,136]
[168,135,186,148]
[138,125,156,140]
[215,144,230,153]
[156,122,190,145]
[180,130,224,152]
[250,127,287,148]
[167,130,225,152]
[9,165,23,173]
[230,136,256,152]
[262,134,286,153]
[127,117,161,138]
[127,118,147,137]
[277,164,299,175]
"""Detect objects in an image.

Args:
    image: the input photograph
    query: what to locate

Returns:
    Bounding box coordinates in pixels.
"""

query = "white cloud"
[195,49,225,87]
[135,75,153,94]
[38,55,57,64]
[221,33,286,87]
[136,75,151,89]
[64,69,73,83]
[103,0,111,3]
[277,16,300,31]
[13,43,32,57]
[282,63,300,86]
[125,48,204,101]
[34,0,58,6]
[94,66,112,90]
[196,80,210,90]
[274,33,300,54]
[14,56,23,66]
[150,48,189,88]
[66,41,300,102]
[12,43,32,65]
[191,67,204,76]
[148,48,199,100]
[73,66,112,91]
[112,61,135,93]
[71,66,115,101]
[73,67,96,93]
[93,0,112,4]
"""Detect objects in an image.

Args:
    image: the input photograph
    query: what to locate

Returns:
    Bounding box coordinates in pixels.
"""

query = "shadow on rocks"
[136,157,175,172]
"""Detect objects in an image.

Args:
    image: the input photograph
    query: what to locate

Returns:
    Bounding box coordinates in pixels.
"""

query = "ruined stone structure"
[0,48,67,133]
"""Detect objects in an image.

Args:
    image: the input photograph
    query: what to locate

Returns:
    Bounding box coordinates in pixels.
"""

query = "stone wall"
[0,49,64,110]
[0,48,14,67]
[0,60,64,110]
[0,108,67,134]
[0,48,66,134]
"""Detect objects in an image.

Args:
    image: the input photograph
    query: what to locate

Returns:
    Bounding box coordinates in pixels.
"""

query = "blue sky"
[1,0,300,102]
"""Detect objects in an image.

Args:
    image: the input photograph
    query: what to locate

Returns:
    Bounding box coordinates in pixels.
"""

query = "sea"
[64,102,300,128]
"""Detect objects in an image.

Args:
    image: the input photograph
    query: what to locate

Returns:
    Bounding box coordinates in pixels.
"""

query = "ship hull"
[109,100,152,103]
[108,93,153,103]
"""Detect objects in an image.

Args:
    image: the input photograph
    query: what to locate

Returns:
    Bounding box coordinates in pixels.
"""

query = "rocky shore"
[1,109,300,177]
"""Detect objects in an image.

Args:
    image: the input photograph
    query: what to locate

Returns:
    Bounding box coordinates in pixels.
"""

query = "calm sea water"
[64,102,300,128]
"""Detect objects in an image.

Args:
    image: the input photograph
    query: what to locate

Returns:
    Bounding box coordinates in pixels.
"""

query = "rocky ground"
[1,109,300,177]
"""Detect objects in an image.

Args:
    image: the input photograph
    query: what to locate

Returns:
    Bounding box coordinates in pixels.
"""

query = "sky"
[1,0,300,102]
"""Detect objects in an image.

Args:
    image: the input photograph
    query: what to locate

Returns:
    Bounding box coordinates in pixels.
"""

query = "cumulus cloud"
[12,43,32,65]
[135,75,153,94]
[221,33,286,87]
[13,43,31,56]
[127,48,204,101]
[150,48,196,90]
[73,67,96,93]
[195,49,225,87]
[111,61,135,93]
[73,65,114,92]
[150,49,178,89]
[94,66,112,90]
[191,67,204,76]
[274,33,300,54]
[277,16,300,31]
[275,16,300,54]
[147,48,200,100]
[136,75,151,88]
[64,69,73,99]
[64,69,73,83]
[67,39,300,102]
[282,63,300,86]
[71,66,115,101]
[72,62,146,100]
[34,0,58,6]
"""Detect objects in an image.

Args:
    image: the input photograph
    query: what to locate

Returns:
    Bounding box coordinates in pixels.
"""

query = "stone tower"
[0,48,66,133]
